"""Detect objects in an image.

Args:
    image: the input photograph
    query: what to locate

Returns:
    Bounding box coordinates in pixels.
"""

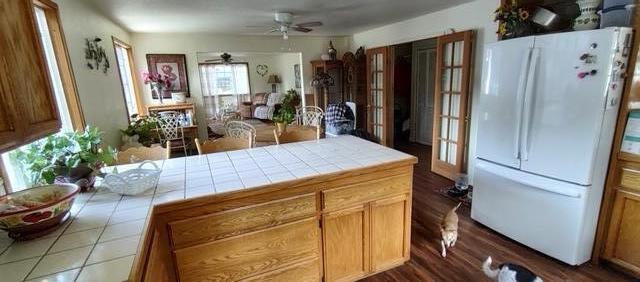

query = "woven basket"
[104,161,161,195]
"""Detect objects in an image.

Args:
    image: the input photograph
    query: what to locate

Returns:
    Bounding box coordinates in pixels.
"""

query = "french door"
[366,47,393,146]
[432,31,474,180]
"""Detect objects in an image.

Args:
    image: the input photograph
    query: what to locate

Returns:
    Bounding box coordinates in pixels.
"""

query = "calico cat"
[440,202,461,257]
[482,256,543,282]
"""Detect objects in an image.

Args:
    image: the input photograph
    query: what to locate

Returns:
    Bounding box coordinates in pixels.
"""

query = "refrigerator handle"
[514,48,532,159]
[521,48,540,161]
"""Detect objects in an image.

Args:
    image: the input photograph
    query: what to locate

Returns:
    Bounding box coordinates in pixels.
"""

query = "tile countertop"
[0,135,416,282]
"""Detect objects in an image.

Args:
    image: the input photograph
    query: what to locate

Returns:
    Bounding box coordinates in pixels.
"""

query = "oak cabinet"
[323,205,369,282]
[0,0,60,153]
[604,189,640,273]
[370,194,410,272]
[322,193,411,281]
[134,163,416,282]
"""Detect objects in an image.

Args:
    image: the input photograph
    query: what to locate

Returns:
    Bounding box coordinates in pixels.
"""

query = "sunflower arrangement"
[494,0,531,39]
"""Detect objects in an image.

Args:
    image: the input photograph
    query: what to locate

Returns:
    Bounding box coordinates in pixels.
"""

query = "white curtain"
[199,63,251,118]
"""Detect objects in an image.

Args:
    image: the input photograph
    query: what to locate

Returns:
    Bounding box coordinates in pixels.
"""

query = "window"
[1,1,80,193]
[199,63,251,115]
[113,37,142,120]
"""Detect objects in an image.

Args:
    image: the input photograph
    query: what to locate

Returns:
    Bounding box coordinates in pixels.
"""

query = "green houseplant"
[13,126,116,191]
[273,89,301,132]
[121,114,159,148]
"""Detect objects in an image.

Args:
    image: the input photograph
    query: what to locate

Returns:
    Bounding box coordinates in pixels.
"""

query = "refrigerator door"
[476,37,535,168]
[471,159,590,265]
[520,29,618,185]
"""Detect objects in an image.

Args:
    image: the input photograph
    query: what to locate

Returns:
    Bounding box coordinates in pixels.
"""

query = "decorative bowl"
[0,184,80,240]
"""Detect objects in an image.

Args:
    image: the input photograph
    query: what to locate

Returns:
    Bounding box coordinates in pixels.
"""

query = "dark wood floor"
[362,140,632,282]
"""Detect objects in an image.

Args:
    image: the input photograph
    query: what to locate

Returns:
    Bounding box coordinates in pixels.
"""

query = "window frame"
[112,36,144,121]
[33,0,85,130]
[1,0,84,194]
[199,62,252,96]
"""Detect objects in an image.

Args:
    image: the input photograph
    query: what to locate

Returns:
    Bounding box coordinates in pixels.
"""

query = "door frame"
[410,38,438,145]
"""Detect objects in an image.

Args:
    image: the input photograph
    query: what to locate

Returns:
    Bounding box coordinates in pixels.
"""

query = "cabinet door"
[0,0,60,151]
[604,189,640,274]
[323,205,369,282]
[370,194,410,271]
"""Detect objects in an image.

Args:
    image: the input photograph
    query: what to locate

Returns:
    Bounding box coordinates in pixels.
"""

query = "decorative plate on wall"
[256,64,269,77]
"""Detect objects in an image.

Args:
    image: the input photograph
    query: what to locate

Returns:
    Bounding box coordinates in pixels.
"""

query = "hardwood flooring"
[362,141,633,282]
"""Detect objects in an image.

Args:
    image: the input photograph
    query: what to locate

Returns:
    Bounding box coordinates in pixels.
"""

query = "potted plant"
[273,89,300,132]
[494,0,531,40]
[121,114,159,149]
[13,126,116,192]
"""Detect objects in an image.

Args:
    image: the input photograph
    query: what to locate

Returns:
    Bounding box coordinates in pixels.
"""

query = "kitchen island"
[0,136,416,281]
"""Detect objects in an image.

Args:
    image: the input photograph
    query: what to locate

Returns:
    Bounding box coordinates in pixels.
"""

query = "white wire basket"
[103,161,161,195]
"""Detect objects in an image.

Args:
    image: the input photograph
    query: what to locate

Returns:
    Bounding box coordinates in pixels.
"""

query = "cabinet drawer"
[169,193,316,248]
[620,168,640,193]
[322,174,411,211]
[244,258,320,282]
[174,218,320,282]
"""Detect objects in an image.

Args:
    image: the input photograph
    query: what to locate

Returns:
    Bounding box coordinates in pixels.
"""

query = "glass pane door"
[432,31,474,180]
[366,47,389,145]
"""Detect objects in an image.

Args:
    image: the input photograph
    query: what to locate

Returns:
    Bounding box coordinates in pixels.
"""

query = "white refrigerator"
[471,28,632,265]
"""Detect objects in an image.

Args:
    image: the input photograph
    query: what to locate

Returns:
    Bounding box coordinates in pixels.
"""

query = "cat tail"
[482,256,499,279]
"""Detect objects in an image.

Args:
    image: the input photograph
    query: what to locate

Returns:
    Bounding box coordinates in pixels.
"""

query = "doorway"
[392,43,412,143]
[390,39,437,146]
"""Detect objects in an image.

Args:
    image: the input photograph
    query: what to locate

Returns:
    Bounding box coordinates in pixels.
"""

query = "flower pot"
[574,0,602,30]
[54,164,98,192]
[276,122,288,133]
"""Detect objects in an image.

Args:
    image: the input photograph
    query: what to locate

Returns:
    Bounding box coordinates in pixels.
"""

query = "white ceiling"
[86,0,471,35]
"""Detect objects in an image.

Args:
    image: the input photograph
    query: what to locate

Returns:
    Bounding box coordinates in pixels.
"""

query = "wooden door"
[432,31,474,180]
[366,47,394,146]
[0,0,60,152]
[370,194,410,272]
[323,205,369,282]
[604,189,640,273]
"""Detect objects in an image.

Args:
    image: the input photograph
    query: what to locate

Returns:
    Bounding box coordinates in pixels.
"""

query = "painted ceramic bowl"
[0,184,79,240]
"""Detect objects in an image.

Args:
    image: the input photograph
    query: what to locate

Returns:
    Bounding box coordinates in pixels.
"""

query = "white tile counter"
[0,136,415,281]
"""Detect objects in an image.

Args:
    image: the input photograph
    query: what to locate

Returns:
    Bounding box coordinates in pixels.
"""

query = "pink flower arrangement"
[142,71,172,89]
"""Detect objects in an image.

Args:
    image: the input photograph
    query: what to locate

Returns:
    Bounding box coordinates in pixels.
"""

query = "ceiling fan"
[204,52,233,64]
[265,12,323,40]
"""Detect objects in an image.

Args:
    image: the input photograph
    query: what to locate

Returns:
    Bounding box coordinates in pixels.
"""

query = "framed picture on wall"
[146,54,190,99]
[294,64,301,89]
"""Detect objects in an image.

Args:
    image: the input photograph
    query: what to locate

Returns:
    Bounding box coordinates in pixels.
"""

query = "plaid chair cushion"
[325,103,355,125]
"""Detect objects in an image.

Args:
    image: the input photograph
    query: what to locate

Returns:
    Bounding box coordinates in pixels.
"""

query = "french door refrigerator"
[471,27,632,265]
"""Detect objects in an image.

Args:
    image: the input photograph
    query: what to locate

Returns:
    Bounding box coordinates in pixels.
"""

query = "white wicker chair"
[295,106,324,127]
[157,111,188,156]
[224,121,256,148]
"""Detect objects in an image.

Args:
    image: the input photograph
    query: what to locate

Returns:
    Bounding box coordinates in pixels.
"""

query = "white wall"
[131,34,349,137]
[275,53,303,92]
[55,0,132,148]
[351,0,498,180]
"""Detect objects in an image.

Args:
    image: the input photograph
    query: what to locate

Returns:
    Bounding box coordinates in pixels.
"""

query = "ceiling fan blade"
[295,21,322,27]
[263,28,279,34]
[204,59,222,62]
[293,27,312,33]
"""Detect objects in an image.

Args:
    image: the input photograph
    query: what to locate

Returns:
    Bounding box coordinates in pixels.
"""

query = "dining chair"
[225,120,256,147]
[295,106,324,127]
[116,143,169,165]
[157,111,188,156]
[194,137,251,154]
[207,111,243,137]
[273,126,320,145]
